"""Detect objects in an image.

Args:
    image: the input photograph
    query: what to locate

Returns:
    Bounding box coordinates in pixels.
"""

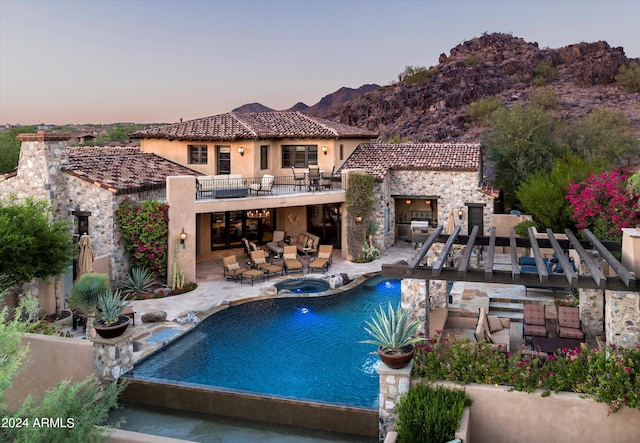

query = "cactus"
[171,239,185,290]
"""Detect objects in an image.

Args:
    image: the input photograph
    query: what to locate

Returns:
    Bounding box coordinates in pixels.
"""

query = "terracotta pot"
[94,315,130,339]
[378,345,415,369]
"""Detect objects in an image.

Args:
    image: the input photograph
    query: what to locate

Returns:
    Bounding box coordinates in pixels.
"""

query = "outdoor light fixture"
[355,215,363,223]
[405,199,412,205]
[321,145,328,155]
[247,209,271,219]
[237,146,244,156]
[425,199,431,206]
[179,228,187,249]
[458,208,464,219]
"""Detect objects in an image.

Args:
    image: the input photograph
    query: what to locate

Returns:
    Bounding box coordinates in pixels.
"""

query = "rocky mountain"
[285,102,310,112]
[232,102,275,113]
[321,33,639,142]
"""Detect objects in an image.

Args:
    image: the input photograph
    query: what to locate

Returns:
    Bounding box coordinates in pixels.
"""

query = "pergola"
[382,225,636,292]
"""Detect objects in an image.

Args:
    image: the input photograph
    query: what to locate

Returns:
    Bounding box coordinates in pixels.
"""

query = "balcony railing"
[195,174,343,200]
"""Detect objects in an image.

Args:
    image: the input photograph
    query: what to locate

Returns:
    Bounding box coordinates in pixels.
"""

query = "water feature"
[125,276,400,409]
[274,277,331,293]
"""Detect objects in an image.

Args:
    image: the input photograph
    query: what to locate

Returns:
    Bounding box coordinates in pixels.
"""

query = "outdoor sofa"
[474,307,511,352]
[197,174,248,198]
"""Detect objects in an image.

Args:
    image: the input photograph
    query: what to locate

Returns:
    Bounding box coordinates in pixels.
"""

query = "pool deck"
[62,242,569,361]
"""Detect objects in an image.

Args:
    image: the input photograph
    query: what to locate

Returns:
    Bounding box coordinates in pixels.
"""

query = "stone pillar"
[92,329,134,384]
[402,279,427,336]
[579,288,604,338]
[377,360,412,442]
[605,290,639,348]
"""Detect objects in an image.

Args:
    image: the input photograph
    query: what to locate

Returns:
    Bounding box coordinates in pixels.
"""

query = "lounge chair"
[522,303,548,341]
[556,305,585,340]
[282,245,304,275]
[223,255,247,282]
[309,244,333,273]
[266,230,286,258]
[249,174,275,195]
[250,250,283,279]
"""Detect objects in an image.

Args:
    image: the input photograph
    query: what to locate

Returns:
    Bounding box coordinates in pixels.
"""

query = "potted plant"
[361,302,423,369]
[68,273,111,338]
[93,289,131,339]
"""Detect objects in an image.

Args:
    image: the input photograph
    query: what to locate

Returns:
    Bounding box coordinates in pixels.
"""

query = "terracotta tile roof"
[128,111,378,141]
[338,143,482,180]
[63,146,200,195]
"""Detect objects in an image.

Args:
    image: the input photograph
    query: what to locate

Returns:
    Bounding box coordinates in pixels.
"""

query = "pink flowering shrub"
[565,169,640,240]
[115,199,169,280]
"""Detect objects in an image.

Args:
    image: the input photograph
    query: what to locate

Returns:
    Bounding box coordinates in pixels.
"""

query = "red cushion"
[558,327,584,340]
[524,324,547,337]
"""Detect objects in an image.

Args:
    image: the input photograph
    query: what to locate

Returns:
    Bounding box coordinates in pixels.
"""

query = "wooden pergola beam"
[407,225,443,272]
[432,225,461,277]
[527,227,549,283]
[510,227,520,281]
[458,225,479,278]
[583,229,636,289]
[546,229,578,286]
[564,229,606,289]
[485,227,496,279]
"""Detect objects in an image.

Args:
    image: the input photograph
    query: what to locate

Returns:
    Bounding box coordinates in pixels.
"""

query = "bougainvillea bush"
[115,199,169,281]
[565,169,640,240]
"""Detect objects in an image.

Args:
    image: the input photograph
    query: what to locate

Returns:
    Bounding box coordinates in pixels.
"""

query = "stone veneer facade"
[605,290,639,348]
[92,330,134,383]
[0,132,165,283]
[377,361,412,441]
[370,169,494,251]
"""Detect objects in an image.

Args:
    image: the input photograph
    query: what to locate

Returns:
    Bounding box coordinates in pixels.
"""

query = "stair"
[489,296,524,322]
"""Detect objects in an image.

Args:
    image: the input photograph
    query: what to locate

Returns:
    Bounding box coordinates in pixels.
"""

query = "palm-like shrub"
[96,289,130,325]
[360,302,422,353]
[68,273,110,315]
[121,267,156,297]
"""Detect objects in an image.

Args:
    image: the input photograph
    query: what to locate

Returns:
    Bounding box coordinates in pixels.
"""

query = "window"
[260,145,269,170]
[281,145,318,168]
[340,144,344,160]
[216,146,231,174]
[189,145,208,164]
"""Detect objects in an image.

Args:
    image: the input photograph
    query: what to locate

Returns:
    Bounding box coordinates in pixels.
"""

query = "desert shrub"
[616,61,640,93]
[514,220,540,237]
[398,65,435,85]
[467,96,503,123]
[529,87,561,111]
[121,267,156,297]
[533,60,557,86]
[396,383,471,443]
[464,53,480,67]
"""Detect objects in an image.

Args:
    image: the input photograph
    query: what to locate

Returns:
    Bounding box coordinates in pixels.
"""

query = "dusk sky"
[1,0,639,125]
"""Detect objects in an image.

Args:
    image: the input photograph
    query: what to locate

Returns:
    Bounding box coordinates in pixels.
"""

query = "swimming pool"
[126,276,400,410]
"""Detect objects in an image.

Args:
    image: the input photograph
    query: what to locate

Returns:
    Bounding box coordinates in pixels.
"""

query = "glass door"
[216,146,231,174]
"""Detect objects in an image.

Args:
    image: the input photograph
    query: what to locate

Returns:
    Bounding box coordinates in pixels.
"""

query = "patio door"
[216,146,231,174]
[468,204,484,235]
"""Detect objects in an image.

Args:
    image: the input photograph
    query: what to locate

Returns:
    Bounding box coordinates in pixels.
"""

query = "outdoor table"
[531,336,582,354]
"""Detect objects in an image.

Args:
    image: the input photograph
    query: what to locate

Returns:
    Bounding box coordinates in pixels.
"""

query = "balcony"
[195,173,343,200]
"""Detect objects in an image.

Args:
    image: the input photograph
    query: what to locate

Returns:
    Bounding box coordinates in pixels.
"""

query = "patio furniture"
[308,166,321,192]
[266,230,286,258]
[474,307,511,352]
[248,174,274,195]
[309,244,333,273]
[292,232,320,254]
[250,250,283,280]
[320,165,335,191]
[197,174,248,198]
[223,255,247,282]
[523,303,549,341]
[531,336,582,354]
[240,268,265,286]
[282,246,304,275]
[556,305,585,340]
[291,167,306,190]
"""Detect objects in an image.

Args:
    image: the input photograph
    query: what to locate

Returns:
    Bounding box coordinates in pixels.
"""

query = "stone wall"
[377,362,412,441]
[92,330,134,383]
[579,288,605,338]
[605,290,639,348]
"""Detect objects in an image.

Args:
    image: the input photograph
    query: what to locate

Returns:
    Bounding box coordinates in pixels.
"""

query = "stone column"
[402,279,428,336]
[605,290,639,349]
[91,329,134,384]
[377,360,412,442]
[579,288,604,338]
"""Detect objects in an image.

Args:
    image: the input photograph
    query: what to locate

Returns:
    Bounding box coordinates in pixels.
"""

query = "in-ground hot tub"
[274,277,330,293]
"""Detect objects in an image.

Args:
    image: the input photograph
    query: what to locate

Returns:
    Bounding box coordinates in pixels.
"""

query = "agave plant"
[68,273,110,315]
[360,302,422,353]
[121,267,156,297]
[96,289,131,325]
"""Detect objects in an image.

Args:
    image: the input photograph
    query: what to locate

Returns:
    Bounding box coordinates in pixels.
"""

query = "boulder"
[141,311,167,323]
[175,311,200,325]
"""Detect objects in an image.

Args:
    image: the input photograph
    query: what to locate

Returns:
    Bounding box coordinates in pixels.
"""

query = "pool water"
[274,277,331,293]
[128,276,401,409]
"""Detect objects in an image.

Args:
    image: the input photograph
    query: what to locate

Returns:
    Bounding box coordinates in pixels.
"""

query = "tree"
[0,126,36,173]
[516,155,605,231]
[484,104,563,207]
[566,169,640,241]
[561,108,640,165]
[0,196,76,293]
[0,296,123,443]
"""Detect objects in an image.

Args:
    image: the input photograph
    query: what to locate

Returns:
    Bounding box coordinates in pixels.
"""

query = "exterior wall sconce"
[321,145,328,155]
[354,215,363,223]
[179,228,187,249]
[425,199,431,206]
[237,146,244,156]
[458,208,464,219]
[405,199,412,205]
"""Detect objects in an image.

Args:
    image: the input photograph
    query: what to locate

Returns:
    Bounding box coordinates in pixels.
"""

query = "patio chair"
[556,305,585,340]
[266,230,286,258]
[308,166,321,192]
[249,174,274,195]
[309,244,333,273]
[282,245,304,275]
[320,165,335,191]
[223,255,247,282]
[522,303,548,341]
[291,167,306,190]
[250,250,283,279]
